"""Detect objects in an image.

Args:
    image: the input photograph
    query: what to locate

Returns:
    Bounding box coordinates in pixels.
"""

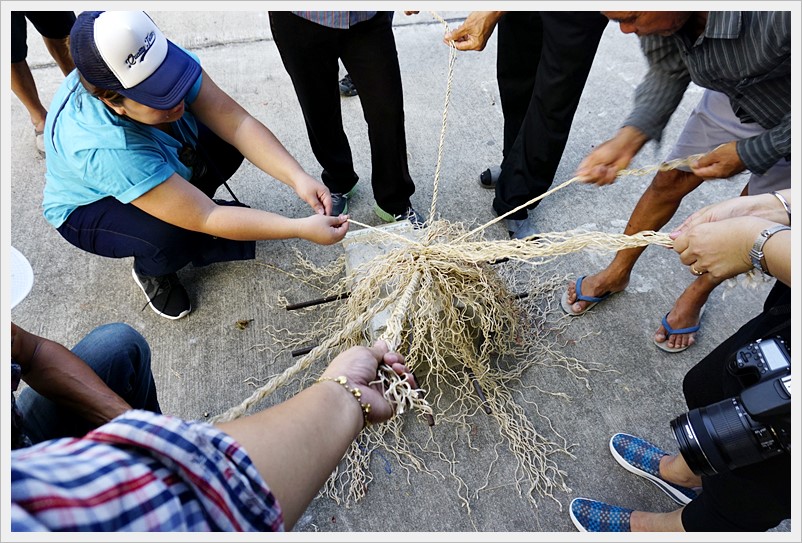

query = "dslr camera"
[670,337,791,476]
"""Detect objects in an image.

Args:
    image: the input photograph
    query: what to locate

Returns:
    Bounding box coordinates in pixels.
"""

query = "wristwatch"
[749,225,791,276]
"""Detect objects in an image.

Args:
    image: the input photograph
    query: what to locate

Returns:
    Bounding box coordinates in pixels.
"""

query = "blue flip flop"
[654,305,706,353]
[560,275,612,316]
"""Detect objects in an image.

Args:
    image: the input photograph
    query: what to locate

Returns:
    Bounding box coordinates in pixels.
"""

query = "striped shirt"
[11,410,284,532]
[290,11,377,29]
[624,11,791,174]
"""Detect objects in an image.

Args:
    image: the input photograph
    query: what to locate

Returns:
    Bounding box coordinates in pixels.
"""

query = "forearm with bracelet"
[749,224,790,277]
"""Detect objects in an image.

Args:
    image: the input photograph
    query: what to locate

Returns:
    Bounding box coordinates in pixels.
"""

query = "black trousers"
[11,11,75,63]
[269,12,415,215]
[492,12,608,219]
[680,281,791,531]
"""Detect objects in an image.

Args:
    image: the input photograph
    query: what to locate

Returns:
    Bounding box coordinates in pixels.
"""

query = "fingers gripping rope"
[457,154,706,243]
[616,154,704,177]
[376,269,434,419]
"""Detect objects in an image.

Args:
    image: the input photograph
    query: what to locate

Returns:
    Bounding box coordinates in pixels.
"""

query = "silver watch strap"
[749,225,790,275]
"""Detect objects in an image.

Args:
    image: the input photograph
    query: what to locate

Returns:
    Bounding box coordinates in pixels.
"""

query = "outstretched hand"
[671,192,790,238]
[671,216,773,281]
[443,11,504,51]
[297,214,350,244]
[293,174,332,215]
[575,126,648,185]
[689,141,746,180]
[321,341,417,424]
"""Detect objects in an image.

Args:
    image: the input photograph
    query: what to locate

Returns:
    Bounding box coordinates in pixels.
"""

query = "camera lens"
[671,410,717,477]
[671,397,780,477]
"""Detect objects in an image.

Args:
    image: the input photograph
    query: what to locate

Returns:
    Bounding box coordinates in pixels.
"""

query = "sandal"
[478,165,501,189]
[560,275,613,316]
[34,128,45,157]
[653,305,706,353]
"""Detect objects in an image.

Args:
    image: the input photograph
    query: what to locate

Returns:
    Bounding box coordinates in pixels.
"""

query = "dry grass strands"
[212,219,673,512]
[210,10,692,516]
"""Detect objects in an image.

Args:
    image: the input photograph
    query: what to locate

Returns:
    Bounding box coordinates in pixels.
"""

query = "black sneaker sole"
[131,269,191,320]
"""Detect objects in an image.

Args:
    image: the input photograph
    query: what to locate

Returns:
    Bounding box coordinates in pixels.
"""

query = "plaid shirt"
[624,11,791,174]
[290,11,377,29]
[11,410,284,532]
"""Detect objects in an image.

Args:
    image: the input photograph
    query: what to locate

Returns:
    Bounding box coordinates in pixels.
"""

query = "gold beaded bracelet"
[316,375,371,428]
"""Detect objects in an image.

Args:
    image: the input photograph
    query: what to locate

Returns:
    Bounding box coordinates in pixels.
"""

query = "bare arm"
[188,69,332,215]
[215,341,413,530]
[131,174,349,245]
[443,11,506,51]
[761,228,791,285]
[688,141,746,180]
[673,189,791,232]
[672,217,790,286]
[670,191,792,286]
[11,323,131,427]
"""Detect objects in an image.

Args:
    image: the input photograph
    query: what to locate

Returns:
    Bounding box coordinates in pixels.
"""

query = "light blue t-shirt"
[42,51,204,228]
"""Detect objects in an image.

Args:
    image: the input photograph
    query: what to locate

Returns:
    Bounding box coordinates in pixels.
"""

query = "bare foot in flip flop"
[654,290,708,353]
[562,271,628,316]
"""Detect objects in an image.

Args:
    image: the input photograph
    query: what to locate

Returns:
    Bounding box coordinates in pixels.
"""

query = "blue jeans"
[16,323,161,444]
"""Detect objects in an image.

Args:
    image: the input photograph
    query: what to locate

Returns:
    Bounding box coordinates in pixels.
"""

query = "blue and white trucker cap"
[70,11,201,110]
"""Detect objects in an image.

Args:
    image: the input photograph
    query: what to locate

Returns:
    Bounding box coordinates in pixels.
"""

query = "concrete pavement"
[8,10,788,534]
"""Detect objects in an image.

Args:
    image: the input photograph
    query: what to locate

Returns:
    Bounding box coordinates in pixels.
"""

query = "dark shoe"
[330,185,358,216]
[132,268,191,320]
[505,218,528,239]
[570,498,632,532]
[339,74,358,97]
[479,165,501,189]
[609,433,699,505]
[491,205,527,239]
[374,204,426,229]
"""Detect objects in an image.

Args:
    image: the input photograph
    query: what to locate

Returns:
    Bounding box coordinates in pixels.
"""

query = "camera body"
[670,337,791,477]
[730,336,791,387]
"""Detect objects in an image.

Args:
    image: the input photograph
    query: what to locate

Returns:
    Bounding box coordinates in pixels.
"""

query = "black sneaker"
[374,204,426,229]
[339,74,358,97]
[330,185,357,216]
[132,268,191,320]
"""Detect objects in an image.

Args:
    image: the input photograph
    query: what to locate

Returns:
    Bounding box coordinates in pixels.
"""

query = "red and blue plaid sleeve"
[11,410,284,532]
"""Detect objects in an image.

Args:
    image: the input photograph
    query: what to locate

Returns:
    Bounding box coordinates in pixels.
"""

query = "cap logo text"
[125,31,156,68]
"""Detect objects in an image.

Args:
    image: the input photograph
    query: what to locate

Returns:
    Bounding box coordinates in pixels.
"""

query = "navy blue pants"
[491,12,608,219]
[57,123,255,277]
[16,323,160,444]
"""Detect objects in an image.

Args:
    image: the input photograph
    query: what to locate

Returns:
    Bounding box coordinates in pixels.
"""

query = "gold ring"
[690,265,704,276]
